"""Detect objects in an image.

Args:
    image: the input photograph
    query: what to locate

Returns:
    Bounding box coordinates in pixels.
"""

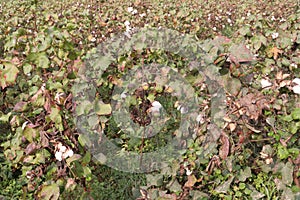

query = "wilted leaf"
[237,92,268,120]
[214,176,234,193]
[229,43,255,63]
[25,142,38,155]
[40,131,49,147]
[13,101,28,112]
[66,154,81,165]
[167,178,182,192]
[238,167,252,181]
[281,188,295,200]
[38,184,59,200]
[250,188,265,199]
[281,162,293,186]
[190,190,209,200]
[146,174,163,187]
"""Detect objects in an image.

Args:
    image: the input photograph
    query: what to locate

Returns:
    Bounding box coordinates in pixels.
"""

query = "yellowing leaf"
[95,102,112,115]
[268,47,282,60]
[184,174,198,188]
[0,62,19,89]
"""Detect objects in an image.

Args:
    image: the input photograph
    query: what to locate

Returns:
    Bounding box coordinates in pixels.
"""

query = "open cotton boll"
[260,79,272,88]
[55,151,63,161]
[177,105,188,114]
[292,85,300,94]
[124,20,130,27]
[152,101,162,109]
[150,101,162,113]
[121,92,127,99]
[62,149,74,159]
[127,7,133,13]
[59,145,67,153]
[292,78,300,94]
[292,78,300,85]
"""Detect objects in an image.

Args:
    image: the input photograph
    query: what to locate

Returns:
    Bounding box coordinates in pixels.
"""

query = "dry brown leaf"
[223,116,232,122]
[237,92,269,120]
[43,90,53,113]
[279,80,291,88]
[219,132,230,160]
[184,174,198,188]
[25,142,39,155]
[229,123,237,132]
[40,131,49,148]
[13,101,28,112]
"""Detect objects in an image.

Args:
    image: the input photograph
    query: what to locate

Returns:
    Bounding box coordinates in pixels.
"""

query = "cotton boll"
[55,151,63,161]
[127,7,133,13]
[261,79,272,88]
[292,85,300,94]
[292,78,300,94]
[152,101,162,109]
[292,78,300,85]
[124,20,130,27]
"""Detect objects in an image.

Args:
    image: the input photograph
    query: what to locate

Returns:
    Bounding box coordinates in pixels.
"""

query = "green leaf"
[28,52,50,69]
[23,127,38,142]
[38,36,51,52]
[279,37,292,49]
[82,152,91,165]
[23,63,33,74]
[36,53,50,68]
[277,145,290,160]
[78,134,92,147]
[291,108,300,120]
[49,107,63,131]
[0,112,12,122]
[229,44,255,63]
